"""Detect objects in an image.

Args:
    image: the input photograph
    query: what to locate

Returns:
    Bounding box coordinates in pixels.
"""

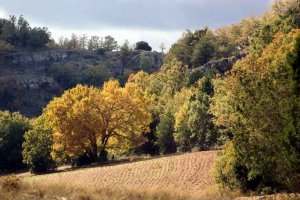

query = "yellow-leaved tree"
[44,80,152,162]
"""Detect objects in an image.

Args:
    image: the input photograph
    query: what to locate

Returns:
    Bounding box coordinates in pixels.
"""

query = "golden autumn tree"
[44,80,152,162]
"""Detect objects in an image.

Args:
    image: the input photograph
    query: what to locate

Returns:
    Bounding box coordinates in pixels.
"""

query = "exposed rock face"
[0,49,163,117]
[198,53,245,75]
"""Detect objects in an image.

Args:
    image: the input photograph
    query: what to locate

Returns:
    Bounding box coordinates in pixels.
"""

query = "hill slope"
[0,49,163,117]
[24,151,217,196]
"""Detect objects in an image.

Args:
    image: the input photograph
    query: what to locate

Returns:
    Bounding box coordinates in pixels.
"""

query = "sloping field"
[25,151,217,196]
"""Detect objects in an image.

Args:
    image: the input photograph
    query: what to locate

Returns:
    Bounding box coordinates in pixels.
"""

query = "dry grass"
[1,151,299,199]
[0,175,242,200]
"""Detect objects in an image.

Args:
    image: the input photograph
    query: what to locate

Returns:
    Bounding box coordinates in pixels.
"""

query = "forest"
[0,0,299,196]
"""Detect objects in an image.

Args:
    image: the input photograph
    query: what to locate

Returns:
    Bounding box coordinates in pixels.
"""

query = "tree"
[22,117,55,173]
[0,16,17,46]
[102,35,118,51]
[156,110,176,154]
[28,27,50,48]
[211,30,300,192]
[48,64,79,89]
[16,15,30,47]
[79,34,88,49]
[88,35,100,51]
[68,33,79,49]
[191,33,217,67]
[44,80,152,162]
[165,28,208,68]
[186,77,219,150]
[159,43,166,53]
[135,41,152,51]
[83,65,111,86]
[173,88,193,152]
[139,54,153,72]
[0,111,31,171]
[120,40,133,73]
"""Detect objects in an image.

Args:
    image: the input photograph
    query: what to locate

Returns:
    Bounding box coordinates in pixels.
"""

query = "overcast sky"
[0,0,274,51]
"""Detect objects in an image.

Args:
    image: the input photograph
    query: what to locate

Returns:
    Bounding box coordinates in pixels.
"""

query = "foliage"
[22,117,55,173]
[44,80,152,162]
[59,34,118,51]
[135,41,152,51]
[174,77,220,151]
[249,0,300,53]
[102,35,118,51]
[191,33,217,67]
[82,65,112,86]
[211,30,300,192]
[156,110,177,154]
[165,29,207,68]
[139,54,154,72]
[28,27,50,48]
[0,111,31,171]
[48,64,79,89]
[0,15,50,48]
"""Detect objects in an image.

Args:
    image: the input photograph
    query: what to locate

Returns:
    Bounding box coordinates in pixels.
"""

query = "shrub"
[135,41,152,51]
[0,111,31,171]
[22,117,55,173]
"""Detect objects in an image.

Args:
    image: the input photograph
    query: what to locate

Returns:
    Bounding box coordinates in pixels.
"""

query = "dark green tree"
[28,27,50,48]
[0,111,31,171]
[135,41,152,51]
[156,110,177,154]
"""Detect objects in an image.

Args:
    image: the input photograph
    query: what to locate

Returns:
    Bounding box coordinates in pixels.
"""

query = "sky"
[0,0,274,51]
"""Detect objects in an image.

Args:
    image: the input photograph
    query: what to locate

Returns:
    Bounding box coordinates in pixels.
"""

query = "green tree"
[135,41,152,51]
[48,64,79,89]
[88,35,100,51]
[0,111,31,170]
[16,15,30,47]
[22,117,55,173]
[191,33,217,67]
[83,65,111,86]
[156,110,177,154]
[165,28,207,68]
[211,30,300,192]
[28,27,50,48]
[102,35,118,51]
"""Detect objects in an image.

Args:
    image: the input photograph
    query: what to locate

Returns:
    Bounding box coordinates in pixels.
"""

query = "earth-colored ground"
[24,151,217,197]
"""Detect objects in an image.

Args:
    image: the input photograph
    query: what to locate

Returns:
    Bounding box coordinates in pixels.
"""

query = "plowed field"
[25,151,217,196]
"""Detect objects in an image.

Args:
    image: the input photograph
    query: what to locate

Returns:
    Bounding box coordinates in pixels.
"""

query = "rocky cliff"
[0,49,163,117]
[196,53,245,75]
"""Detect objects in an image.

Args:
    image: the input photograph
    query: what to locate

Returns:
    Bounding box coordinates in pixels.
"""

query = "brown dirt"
[24,151,218,197]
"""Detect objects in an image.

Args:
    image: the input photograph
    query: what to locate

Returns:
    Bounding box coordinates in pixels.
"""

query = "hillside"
[23,151,217,197]
[0,49,163,117]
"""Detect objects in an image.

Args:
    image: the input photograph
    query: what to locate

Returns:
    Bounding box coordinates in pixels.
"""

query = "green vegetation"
[0,111,30,171]
[0,15,50,48]
[0,0,299,196]
[135,41,152,51]
[212,30,300,193]
[22,117,55,173]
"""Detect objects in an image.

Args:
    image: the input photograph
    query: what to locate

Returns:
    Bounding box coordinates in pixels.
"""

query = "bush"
[96,48,106,55]
[22,117,55,173]
[0,111,31,171]
[83,65,111,86]
[135,41,152,51]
